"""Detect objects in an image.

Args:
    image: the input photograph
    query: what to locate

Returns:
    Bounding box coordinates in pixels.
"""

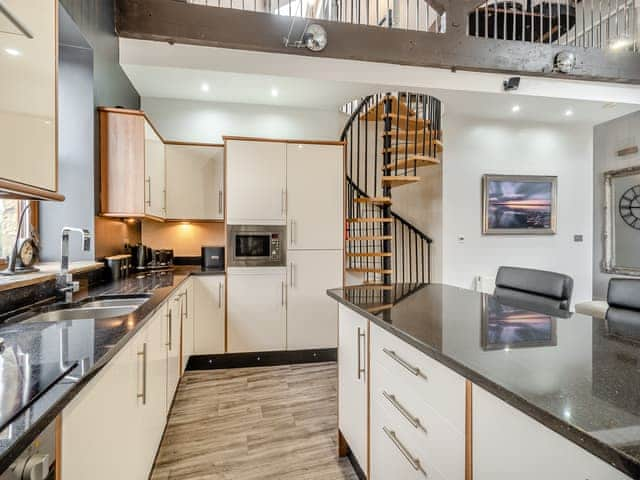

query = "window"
[0,200,37,268]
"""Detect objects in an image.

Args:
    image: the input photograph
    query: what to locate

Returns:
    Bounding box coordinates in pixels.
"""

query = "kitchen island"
[328,283,640,479]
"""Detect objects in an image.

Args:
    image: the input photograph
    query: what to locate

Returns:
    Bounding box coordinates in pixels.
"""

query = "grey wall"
[59,0,139,109]
[593,110,640,299]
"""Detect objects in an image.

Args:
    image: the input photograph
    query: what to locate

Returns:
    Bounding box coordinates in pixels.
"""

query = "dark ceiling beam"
[115,0,640,84]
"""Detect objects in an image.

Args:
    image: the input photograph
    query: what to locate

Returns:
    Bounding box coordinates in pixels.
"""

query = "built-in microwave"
[227,225,287,267]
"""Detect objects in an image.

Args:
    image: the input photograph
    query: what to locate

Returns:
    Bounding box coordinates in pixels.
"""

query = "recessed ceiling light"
[4,48,21,56]
[511,105,520,113]
[201,82,210,92]
[564,109,574,117]
[610,35,633,51]
[271,88,279,97]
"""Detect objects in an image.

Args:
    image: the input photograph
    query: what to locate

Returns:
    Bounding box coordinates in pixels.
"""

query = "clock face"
[619,185,640,230]
[18,240,35,267]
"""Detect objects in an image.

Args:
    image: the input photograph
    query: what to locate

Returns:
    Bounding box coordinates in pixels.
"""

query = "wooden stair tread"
[345,283,394,291]
[382,129,442,139]
[382,175,421,187]
[346,252,392,257]
[383,140,443,154]
[346,267,393,274]
[346,235,393,241]
[354,197,393,205]
[382,156,440,171]
[359,96,414,121]
[366,304,394,313]
[347,217,393,223]
[387,114,430,129]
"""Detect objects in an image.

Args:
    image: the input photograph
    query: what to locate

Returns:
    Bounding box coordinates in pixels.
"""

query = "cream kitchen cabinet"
[165,143,224,220]
[227,267,286,352]
[287,250,342,349]
[61,306,168,480]
[193,276,226,354]
[473,385,631,480]
[226,140,287,225]
[0,0,60,198]
[286,144,344,250]
[338,304,368,472]
[177,279,195,373]
[144,120,166,220]
[166,290,182,408]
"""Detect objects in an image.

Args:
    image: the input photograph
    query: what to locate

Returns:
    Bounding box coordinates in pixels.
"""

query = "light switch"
[574,234,583,242]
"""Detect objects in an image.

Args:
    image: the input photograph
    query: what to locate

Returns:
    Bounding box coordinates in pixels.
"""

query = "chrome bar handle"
[218,282,223,309]
[184,290,188,317]
[166,310,172,349]
[145,177,151,206]
[218,190,223,215]
[137,343,147,405]
[357,328,366,380]
[281,190,285,216]
[382,391,423,430]
[162,188,167,213]
[0,2,34,38]
[281,280,286,306]
[290,219,295,246]
[383,348,423,377]
[382,427,426,475]
[290,261,295,288]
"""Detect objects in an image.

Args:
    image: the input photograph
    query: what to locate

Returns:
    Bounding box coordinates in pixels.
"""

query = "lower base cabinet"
[473,385,631,480]
[193,276,225,354]
[61,306,167,480]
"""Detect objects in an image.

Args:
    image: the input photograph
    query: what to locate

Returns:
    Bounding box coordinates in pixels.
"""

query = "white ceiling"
[120,38,640,126]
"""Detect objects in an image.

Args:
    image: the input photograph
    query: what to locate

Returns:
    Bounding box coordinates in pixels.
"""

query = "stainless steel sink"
[22,306,138,323]
[80,297,149,309]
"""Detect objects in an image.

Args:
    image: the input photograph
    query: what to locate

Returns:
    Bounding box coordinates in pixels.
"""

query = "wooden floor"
[150,362,358,480]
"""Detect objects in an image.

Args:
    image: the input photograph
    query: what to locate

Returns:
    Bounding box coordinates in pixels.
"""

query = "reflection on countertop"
[328,283,640,478]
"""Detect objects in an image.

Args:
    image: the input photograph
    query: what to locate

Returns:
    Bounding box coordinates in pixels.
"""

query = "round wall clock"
[619,185,640,230]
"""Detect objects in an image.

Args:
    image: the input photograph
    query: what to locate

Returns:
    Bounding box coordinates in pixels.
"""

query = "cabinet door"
[165,144,224,220]
[166,293,182,409]
[287,250,342,349]
[227,268,286,352]
[286,144,344,250]
[473,385,631,480]
[338,305,368,471]
[61,328,142,479]
[193,276,226,354]
[226,140,286,225]
[181,280,195,371]
[0,1,57,192]
[145,120,166,219]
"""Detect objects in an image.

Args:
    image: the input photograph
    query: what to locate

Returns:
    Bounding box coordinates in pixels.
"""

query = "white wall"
[141,97,345,143]
[442,115,594,305]
[593,110,640,299]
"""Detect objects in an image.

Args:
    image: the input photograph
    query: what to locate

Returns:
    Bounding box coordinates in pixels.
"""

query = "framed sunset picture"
[482,175,557,235]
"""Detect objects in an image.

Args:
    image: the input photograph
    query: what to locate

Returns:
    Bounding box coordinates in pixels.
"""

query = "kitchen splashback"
[141,220,225,256]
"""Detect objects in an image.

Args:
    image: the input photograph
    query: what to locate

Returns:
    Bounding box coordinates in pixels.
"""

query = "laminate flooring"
[150,362,358,480]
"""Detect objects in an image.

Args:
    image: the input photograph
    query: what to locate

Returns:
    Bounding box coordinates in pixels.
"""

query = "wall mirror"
[603,166,640,275]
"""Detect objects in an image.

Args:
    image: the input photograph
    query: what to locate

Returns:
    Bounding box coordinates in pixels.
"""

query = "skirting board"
[186,348,337,370]
[347,450,366,480]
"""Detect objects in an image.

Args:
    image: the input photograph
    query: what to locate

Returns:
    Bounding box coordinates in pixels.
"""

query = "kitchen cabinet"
[98,108,146,217]
[166,291,182,408]
[286,144,344,250]
[226,140,287,225]
[338,304,368,472]
[165,143,224,220]
[193,276,226,354]
[287,250,342,349]
[145,120,166,220]
[179,279,195,373]
[227,267,286,352]
[61,306,168,480]
[0,0,61,199]
[473,385,631,480]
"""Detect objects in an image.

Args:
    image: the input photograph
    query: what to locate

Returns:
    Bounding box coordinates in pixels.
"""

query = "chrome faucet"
[56,227,91,302]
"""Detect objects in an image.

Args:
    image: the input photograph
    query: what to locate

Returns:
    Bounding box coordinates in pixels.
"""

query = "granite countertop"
[0,261,104,293]
[328,283,640,478]
[0,266,224,472]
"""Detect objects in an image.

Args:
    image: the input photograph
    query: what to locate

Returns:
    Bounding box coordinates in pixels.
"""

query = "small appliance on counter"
[201,246,225,271]
[129,243,152,271]
[104,254,132,281]
[150,249,174,269]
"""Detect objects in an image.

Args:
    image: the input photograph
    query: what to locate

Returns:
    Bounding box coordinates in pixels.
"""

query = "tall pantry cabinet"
[225,138,344,352]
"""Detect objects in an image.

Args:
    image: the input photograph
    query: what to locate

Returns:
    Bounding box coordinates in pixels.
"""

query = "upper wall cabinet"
[99,108,146,218]
[0,1,63,200]
[99,108,224,222]
[226,139,287,225]
[165,144,224,221]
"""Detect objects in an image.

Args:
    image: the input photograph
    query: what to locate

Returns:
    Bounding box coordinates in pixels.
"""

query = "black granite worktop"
[0,266,224,472]
[328,283,640,479]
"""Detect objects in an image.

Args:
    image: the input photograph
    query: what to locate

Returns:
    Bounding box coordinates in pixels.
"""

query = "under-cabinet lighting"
[4,48,20,56]
[271,88,279,97]
[511,105,520,113]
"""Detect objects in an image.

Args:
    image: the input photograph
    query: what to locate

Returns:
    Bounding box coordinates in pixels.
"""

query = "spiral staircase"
[341,92,442,296]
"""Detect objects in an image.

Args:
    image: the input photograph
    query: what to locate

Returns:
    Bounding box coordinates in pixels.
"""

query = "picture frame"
[482,174,557,235]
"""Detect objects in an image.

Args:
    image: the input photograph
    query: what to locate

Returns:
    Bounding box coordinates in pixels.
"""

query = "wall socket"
[573,234,584,242]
